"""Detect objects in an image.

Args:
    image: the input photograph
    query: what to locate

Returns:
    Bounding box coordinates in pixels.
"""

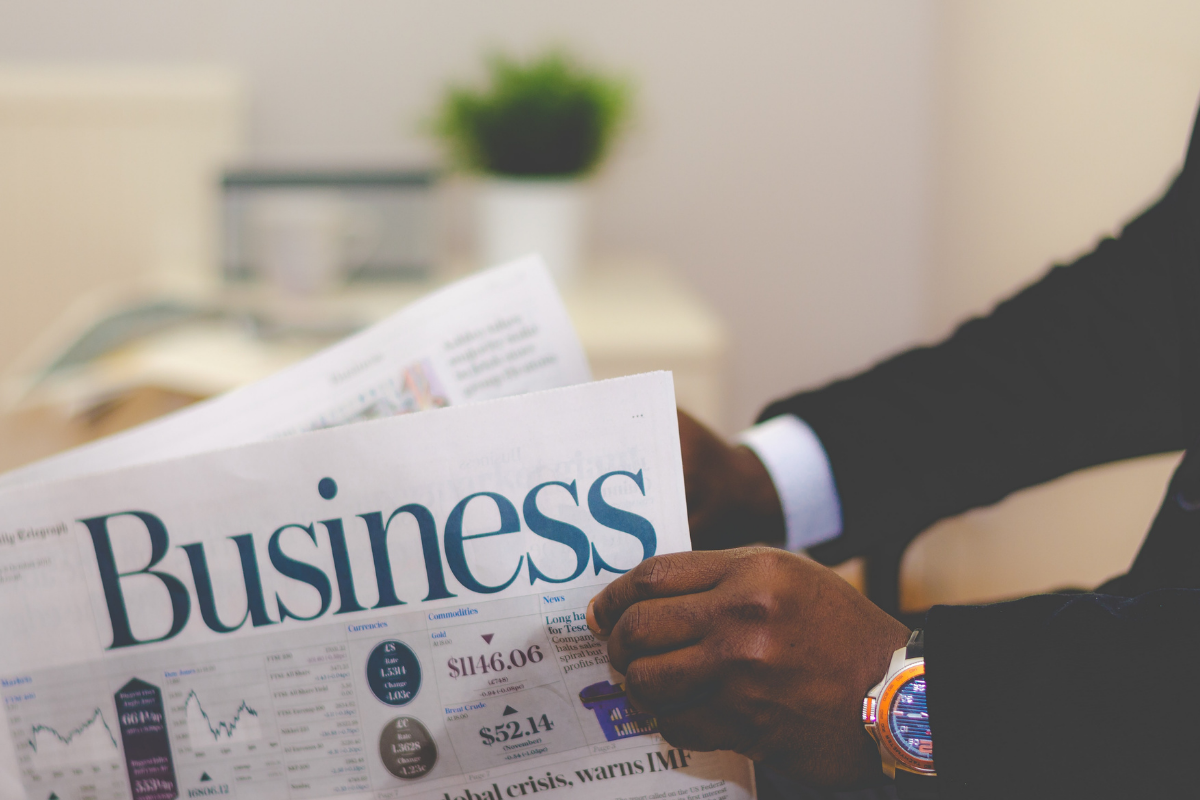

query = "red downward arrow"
[481,633,494,644]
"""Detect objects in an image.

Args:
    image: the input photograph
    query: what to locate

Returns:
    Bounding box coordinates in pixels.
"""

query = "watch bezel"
[876,661,935,775]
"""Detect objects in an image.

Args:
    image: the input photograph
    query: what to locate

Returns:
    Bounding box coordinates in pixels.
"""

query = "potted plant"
[434,50,631,284]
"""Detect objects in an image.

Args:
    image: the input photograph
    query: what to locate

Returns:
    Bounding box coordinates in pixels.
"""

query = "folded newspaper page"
[0,373,755,800]
[0,255,591,490]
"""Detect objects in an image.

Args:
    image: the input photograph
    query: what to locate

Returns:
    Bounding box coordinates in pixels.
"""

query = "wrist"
[730,444,786,546]
[857,624,913,734]
[736,415,843,551]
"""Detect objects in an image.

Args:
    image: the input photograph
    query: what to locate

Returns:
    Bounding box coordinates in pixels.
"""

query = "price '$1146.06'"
[448,645,544,679]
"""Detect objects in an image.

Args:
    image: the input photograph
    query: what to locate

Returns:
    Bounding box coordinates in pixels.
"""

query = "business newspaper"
[0,373,755,800]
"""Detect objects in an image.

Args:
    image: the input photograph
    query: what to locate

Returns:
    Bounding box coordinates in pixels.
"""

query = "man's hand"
[678,410,785,550]
[587,548,910,788]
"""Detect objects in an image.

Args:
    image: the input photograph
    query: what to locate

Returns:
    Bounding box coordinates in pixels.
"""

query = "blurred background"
[2,0,1199,612]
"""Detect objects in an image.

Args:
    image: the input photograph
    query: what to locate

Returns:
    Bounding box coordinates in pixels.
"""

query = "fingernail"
[586,598,605,639]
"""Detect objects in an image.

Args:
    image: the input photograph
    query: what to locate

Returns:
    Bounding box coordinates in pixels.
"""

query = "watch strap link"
[905,628,924,659]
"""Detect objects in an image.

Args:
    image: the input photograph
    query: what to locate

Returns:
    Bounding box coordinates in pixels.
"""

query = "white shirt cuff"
[738,414,843,552]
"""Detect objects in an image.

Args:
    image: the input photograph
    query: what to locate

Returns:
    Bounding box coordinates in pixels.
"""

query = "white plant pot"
[478,178,587,285]
[250,191,379,295]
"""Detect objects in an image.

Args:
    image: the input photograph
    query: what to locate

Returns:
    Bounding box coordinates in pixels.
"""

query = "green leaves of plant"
[434,51,631,178]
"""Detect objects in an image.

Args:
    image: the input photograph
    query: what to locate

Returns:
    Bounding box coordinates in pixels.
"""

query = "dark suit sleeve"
[761,163,1198,566]
[761,109,1200,794]
[924,591,1200,799]
[765,110,1200,794]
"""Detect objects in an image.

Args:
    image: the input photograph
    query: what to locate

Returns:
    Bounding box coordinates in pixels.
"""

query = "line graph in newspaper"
[0,374,755,800]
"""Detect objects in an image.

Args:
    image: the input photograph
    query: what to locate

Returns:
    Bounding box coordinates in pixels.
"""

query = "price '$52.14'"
[479,714,555,746]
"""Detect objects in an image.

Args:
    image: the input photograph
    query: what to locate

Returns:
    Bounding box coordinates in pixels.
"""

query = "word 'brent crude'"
[82,471,658,650]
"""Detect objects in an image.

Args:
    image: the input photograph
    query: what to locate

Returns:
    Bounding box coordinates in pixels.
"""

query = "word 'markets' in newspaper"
[0,374,754,800]
[0,255,591,489]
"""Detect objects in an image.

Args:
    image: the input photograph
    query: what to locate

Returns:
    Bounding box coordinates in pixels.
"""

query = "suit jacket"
[759,101,1200,798]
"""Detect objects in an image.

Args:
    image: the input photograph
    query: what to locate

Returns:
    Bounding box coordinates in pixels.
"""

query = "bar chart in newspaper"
[1,578,761,800]
[0,367,754,800]
[2,589,701,800]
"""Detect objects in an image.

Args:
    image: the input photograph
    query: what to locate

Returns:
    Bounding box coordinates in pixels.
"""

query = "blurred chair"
[0,66,245,384]
[861,451,1182,622]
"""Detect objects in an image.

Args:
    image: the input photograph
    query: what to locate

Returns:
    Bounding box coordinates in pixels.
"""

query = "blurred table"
[0,257,728,475]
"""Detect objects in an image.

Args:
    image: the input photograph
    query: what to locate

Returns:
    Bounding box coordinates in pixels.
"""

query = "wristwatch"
[862,629,938,799]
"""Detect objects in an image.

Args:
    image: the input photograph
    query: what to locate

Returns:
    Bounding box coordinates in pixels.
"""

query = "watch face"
[888,675,933,763]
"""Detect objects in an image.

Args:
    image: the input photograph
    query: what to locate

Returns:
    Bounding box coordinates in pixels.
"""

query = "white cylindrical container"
[250,191,379,295]
[478,178,586,285]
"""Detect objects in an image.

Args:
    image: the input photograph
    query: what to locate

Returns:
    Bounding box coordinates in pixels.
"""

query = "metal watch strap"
[906,628,924,659]
[894,629,938,800]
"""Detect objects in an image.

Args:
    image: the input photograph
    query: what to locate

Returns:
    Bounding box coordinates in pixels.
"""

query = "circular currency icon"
[379,716,438,779]
[367,640,421,706]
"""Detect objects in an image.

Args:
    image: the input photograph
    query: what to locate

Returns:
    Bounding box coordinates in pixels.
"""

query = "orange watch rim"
[876,661,935,774]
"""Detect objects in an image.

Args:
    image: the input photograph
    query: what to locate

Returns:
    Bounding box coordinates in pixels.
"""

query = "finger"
[606,594,713,674]
[655,704,733,753]
[654,682,767,755]
[589,551,729,636]
[622,644,721,715]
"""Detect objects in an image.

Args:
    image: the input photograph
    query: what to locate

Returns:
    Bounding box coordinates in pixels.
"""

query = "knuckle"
[619,603,650,647]
[727,620,776,669]
[623,659,662,698]
[605,636,631,674]
[746,633,775,667]
[729,633,768,671]
[731,588,778,623]
[634,557,673,595]
[745,545,788,573]
[591,590,616,631]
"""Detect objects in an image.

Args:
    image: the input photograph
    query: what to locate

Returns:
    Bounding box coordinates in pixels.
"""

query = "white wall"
[928,0,1200,336]
[0,68,245,378]
[12,0,1195,604]
[0,0,936,431]
[901,0,1200,607]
